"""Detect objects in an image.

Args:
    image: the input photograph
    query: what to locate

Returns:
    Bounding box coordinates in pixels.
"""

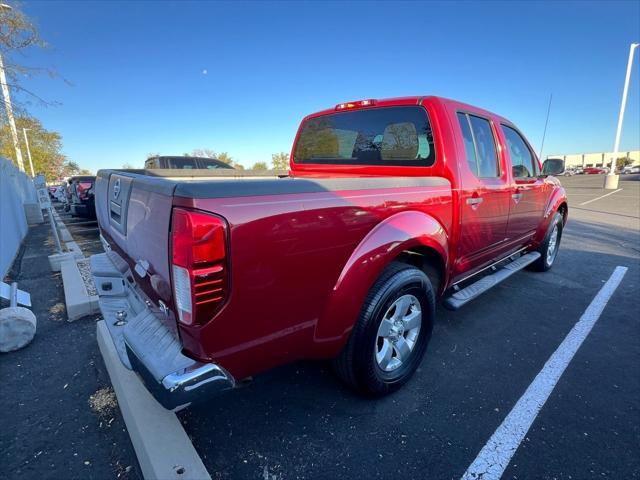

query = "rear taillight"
[171,208,228,326]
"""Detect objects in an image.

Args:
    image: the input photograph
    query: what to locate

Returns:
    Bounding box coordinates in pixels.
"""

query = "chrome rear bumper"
[90,252,235,410]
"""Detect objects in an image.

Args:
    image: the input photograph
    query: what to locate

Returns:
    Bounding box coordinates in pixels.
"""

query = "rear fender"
[314,210,448,355]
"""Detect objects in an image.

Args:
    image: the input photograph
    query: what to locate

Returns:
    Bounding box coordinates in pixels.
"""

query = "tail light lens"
[335,99,376,110]
[171,208,229,326]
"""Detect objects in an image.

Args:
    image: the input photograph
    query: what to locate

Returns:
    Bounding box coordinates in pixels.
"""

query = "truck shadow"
[178,236,638,477]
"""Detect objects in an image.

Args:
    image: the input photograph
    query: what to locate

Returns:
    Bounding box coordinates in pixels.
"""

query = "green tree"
[271,152,289,170]
[216,152,233,165]
[616,157,633,169]
[0,116,92,181]
[1,116,63,181]
[251,161,268,171]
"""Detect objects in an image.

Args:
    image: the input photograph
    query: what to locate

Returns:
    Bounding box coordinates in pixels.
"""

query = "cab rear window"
[294,106,435,167]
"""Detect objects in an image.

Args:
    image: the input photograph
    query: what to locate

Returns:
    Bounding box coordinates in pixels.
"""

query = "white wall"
[546,150,640,168]
[0,157,36,278]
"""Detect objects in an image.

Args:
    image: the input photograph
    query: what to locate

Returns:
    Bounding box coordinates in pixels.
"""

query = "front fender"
[313,210,448,355]
[535,181,568,244]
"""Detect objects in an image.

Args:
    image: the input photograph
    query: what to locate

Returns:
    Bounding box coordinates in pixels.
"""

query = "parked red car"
[68,175,96,218]
[583,167,607,174]
[92,96,567,409]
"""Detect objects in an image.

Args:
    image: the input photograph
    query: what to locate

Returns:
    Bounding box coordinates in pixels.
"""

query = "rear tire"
[530,212,563,272]
[333,262,435,396]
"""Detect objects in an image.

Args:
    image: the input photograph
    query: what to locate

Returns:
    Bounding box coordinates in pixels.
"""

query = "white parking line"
[460,266,628,480]
[579,188,623,205]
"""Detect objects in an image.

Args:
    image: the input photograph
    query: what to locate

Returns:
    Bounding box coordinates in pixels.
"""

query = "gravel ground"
[77,259,98,297]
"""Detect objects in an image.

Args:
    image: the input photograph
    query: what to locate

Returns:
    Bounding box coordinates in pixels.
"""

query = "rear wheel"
[530,212,563,272]
[333,262,435,396]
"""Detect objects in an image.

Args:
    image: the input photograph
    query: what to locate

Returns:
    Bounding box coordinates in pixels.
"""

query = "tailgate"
[95,171,175,309]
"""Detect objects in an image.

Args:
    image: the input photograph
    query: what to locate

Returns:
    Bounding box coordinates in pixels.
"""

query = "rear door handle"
[512,193,523,201]
[466,197,483,206]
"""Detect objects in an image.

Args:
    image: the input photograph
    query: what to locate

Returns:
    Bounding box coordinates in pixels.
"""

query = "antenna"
[539,93,553,159]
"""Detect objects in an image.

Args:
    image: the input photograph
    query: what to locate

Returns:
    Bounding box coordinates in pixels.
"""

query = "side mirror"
[541,158,565,177]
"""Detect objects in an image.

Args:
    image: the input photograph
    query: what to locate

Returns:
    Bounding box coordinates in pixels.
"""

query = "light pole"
[0,3,25,172]
[605,42,639,189]
[22,128,35,176]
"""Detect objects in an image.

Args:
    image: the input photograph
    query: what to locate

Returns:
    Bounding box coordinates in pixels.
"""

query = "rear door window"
[294,106,435,167]
[501,125,537,178]
[457,113,500,177]
[457,113,478,175]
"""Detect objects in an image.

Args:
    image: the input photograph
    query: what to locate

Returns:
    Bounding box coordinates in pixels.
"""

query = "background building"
[546,150,639,168]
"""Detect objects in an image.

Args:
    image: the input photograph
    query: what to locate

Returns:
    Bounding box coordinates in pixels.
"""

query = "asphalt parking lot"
[0,207,139,480]
[1,174,638,480]
[179,174,640,480]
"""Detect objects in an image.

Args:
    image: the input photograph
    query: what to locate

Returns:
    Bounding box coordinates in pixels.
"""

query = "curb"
[47,209,84,272]
[48,252,82,272]
[61,258,99,321]
[96,321,211,480]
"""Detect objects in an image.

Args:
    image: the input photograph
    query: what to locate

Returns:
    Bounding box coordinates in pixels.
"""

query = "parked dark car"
[144,155,235,170]
[69,175,96,218]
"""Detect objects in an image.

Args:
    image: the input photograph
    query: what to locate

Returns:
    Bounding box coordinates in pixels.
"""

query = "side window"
[457,113,477,175]
[502,125,536,178]
[456,113,500,178]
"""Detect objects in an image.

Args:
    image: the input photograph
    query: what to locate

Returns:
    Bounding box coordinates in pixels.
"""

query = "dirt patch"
[49,302,66,321]
[89,387,118,417]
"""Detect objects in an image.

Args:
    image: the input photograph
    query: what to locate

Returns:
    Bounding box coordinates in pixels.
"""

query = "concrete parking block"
[59,226,73,243]
[65,240,84,258]
[61,259,99,321]
[48,252,79,272]
[96,320,211,480]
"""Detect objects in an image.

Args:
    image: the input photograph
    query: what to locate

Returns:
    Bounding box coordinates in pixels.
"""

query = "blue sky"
[19,0,640,171]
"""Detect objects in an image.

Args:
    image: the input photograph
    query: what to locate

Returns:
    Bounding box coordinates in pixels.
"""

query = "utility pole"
[605,42,639,189]
[23,128,35,177]
[0,3,25,172]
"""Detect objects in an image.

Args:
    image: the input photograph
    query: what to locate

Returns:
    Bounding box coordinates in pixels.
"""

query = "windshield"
[294,106,435,167]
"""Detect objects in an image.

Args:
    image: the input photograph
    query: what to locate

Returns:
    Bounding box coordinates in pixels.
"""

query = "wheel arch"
[535,187,568,244]
[393,246,446,295]
[313,210,448,356]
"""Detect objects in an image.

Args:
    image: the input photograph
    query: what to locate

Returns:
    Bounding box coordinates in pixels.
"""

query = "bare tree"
[0,2,59,116]
[191,148,218,159]
[191,148,241,168]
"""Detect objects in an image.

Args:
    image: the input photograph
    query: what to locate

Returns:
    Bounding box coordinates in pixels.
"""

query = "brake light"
[335,99,376,110]
[171,208,228,326]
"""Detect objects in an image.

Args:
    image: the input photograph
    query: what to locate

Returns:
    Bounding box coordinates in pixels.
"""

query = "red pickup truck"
[92,96,567,410]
